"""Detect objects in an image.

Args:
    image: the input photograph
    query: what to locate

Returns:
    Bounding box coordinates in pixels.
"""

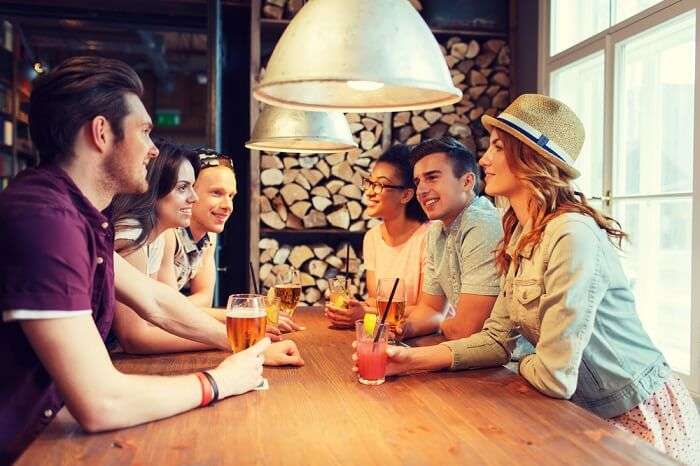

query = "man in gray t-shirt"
[400,137,503,341]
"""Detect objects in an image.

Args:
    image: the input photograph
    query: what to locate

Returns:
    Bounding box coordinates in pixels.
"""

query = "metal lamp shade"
[245,105,357,154]
[253,0,462,112]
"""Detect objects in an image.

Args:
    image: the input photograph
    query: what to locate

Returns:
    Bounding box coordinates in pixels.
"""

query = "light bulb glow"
[346,80,384,91]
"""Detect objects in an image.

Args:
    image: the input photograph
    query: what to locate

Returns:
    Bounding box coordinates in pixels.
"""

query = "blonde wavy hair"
[493,128,627,275]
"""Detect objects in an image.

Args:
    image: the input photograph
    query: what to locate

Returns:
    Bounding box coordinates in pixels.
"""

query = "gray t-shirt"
[423,196,503,305]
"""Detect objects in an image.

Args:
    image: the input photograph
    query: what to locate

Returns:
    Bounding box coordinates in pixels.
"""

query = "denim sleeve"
[459,221,502,296]
[422,226,443,295]
[518,221,610,399]
[440,289,519,369]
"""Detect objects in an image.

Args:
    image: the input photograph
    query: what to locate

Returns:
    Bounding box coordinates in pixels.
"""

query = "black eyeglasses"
[361,177,408,195]
[198,151,234,170]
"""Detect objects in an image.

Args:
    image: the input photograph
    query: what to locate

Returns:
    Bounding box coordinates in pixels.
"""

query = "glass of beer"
[376,278,406,340]
[275,268,302,317]
[226,294,267,353]
[328,277,350,309]
[355,319,389,385]
[264,289,281,325]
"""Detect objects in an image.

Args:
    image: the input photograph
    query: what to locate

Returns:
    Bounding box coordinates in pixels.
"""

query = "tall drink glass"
[275,268,302,317]
[226,294,267,353]
[328,277,350,309]
[355,320,389,385]
[376,278,406,339]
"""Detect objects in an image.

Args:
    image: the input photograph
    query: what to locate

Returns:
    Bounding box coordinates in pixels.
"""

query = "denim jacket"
[442,213,670,418]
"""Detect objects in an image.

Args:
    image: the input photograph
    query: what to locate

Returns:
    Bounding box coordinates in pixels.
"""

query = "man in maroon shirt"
[0,56,302,463]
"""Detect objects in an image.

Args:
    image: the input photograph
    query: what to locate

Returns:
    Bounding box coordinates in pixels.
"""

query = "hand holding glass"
[226,294,267,353]
[355,320,389,385]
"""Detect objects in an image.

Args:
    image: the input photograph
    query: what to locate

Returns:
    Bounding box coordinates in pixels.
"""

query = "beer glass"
[226,294,267,353]
[328,277,350,309]
[264,289,282,325]
[355,320,389,385]
[376,278,406,337]
[275,268,302,317]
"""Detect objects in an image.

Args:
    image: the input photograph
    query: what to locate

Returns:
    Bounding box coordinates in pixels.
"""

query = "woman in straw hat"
[353,94,699,464]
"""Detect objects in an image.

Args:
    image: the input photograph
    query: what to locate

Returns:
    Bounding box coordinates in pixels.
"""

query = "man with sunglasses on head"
[396,137,503,342]
[168,151,304,334]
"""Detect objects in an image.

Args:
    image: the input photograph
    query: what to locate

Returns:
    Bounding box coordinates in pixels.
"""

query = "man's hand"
[263,340,304,366]
[324,299,372,328]
[209,337,269,397]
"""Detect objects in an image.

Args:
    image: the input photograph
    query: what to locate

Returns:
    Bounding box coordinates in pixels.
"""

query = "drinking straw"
[249,261,260,295]
[373,277,399,344]
[344,243,350,290]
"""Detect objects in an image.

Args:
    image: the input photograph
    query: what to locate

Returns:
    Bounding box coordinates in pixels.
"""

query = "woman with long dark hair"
[325,143,429,328]
[109,140,206,353]
[353,95,699,464]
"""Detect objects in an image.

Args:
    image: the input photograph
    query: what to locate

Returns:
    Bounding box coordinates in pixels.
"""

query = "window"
[613,11,695,374]
[550,0,609,55]
[541,0,699,395]
[613,0,665,23]
[550,0,665,55]
[550,52,605,200]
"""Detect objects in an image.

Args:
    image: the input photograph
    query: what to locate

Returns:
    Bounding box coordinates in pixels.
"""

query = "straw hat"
[481,94,584,179]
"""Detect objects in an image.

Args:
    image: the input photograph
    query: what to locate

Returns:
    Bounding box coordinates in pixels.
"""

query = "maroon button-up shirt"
[0,165,115,463]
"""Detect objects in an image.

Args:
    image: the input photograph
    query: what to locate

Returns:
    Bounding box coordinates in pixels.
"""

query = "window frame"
[539,0,700,397]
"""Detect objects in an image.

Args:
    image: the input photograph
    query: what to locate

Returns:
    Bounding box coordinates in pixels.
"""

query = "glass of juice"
[328,277,350,309]
[376,278,406,341]
[355,319,389,385]
[275,268,302,317]
[226,294,267,353]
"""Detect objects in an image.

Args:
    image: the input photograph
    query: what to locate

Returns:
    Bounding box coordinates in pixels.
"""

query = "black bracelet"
[202,371,219,403]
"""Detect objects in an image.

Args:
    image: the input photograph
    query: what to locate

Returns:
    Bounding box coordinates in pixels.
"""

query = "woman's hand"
[208,337,269,397]
[324,299,371,328]
[263,340,305,367]
[350,340,414,376]
[277,313,306,333]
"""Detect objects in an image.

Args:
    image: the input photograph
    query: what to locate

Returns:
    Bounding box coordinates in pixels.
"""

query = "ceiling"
[0,0,248,80]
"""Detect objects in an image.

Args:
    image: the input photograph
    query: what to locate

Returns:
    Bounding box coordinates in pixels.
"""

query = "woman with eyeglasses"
[325,144,429,328]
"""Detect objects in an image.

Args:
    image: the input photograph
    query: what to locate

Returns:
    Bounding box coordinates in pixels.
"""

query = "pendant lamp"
[253,0,461,112]
[245,105,357,154]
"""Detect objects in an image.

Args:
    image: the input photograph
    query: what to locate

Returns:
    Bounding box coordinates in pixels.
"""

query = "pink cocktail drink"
[355,320,389,385]
[357,340,388,384]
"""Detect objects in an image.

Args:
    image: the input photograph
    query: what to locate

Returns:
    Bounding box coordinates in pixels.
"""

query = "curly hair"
[493,128,627,275]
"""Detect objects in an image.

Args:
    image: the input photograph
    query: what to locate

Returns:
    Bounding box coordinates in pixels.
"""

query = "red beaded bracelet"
[195,372,214,407]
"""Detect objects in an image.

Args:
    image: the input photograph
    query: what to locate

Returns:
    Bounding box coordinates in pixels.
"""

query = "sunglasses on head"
[197,151,234,170]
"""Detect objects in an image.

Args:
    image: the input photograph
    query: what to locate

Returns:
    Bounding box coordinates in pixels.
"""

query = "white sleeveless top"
[114,219,165,277]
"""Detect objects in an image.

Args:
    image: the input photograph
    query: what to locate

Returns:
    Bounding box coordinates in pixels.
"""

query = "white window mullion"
[602,33,615,217]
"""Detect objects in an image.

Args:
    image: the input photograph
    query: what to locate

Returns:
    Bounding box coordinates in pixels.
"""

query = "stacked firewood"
[258,239,365,305]
[392,37,511,155]
[261,0,305,20]
[259,113,384,232]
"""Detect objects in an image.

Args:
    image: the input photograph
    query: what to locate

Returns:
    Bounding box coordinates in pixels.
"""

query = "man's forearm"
[148,281,229,350]
[404,304,443,338]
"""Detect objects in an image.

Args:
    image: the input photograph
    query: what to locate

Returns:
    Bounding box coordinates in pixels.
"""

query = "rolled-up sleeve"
[459,223,501,296]
[422,226,443,295]
[440,290,518,370]
[518,221,609,399]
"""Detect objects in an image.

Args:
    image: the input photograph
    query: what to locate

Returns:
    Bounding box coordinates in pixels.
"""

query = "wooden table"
[17,307,676,465]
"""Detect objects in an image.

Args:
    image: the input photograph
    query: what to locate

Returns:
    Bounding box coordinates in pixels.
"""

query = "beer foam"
[275,284,301,289]
[226,307,267,318]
